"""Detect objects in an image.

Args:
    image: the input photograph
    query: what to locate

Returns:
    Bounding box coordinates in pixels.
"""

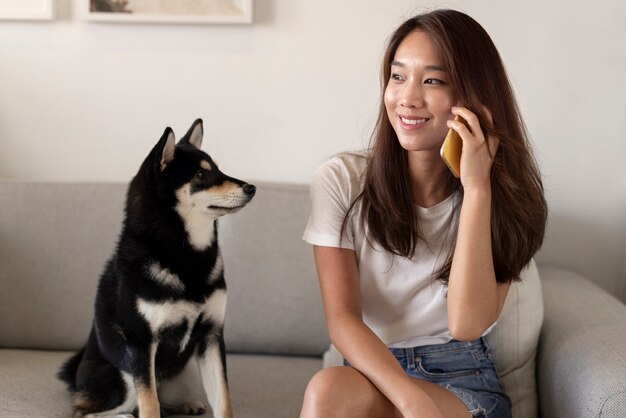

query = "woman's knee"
[301,368,343,415]
[300,367,393,418]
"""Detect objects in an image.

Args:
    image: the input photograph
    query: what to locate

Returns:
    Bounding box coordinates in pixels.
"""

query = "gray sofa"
[1,180,625,418]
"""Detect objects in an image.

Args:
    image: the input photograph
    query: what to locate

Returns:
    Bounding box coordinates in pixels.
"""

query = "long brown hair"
[345,9,547,284]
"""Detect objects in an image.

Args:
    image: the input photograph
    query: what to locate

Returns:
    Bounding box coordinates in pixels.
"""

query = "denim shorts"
[346,337,512,418]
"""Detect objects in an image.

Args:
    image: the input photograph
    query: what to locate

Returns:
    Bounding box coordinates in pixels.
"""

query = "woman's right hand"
[447,105,499,193]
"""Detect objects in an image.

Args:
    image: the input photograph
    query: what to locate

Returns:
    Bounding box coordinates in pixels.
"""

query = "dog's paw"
[162,401,207,416]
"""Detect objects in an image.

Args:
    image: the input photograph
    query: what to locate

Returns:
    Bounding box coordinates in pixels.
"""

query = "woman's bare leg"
[300,367,471,418]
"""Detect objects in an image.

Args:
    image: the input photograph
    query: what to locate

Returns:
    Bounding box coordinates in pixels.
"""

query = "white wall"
[1,0,625,300]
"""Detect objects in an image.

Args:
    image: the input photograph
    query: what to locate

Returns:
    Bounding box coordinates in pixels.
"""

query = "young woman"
[300,9,547,418]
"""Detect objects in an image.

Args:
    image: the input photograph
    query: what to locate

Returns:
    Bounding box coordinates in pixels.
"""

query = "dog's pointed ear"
[179,118,203,149]
[158,127,176,171]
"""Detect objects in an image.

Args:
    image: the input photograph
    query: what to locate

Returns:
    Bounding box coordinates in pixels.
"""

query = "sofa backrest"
[0,182,126,351]
[0,180,328,356]
[219,182,328,355]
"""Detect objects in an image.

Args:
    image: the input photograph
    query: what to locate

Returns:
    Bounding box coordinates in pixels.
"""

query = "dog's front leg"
[132,342,161,418]
[198,334,233,418]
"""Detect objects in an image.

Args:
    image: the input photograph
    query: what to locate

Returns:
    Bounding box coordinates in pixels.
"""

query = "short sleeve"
[302,156,359,250]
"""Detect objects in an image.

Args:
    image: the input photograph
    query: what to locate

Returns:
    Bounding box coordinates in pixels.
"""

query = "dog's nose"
[243,184,256,197]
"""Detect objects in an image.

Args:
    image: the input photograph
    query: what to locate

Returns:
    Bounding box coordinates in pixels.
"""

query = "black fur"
[58,119,255,417]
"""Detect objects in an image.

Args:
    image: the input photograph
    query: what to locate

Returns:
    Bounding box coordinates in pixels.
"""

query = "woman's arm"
[447,188,510,341]
[446,106,510,341]
[314,245,442,417]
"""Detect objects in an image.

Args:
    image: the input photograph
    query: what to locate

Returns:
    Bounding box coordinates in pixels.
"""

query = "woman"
[300,9,547,418]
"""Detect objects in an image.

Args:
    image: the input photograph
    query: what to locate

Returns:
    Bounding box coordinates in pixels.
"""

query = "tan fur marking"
[135,342,159,418]
[200,160,212,170]
[137,384,160,418]
[209,182,240,195]
[73,391,99,413]
[223,395,234,418]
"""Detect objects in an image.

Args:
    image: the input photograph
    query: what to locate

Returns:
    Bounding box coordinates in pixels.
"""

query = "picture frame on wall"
[83,0,253,24]
[0,0,54,20]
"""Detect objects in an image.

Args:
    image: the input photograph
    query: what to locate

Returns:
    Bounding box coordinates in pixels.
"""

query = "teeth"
[401,117,428,125]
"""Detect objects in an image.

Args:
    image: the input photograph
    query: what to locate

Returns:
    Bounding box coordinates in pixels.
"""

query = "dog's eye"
[195,170,205,179]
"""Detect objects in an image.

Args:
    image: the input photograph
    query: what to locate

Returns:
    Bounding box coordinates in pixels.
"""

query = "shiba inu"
[58,119,255,418]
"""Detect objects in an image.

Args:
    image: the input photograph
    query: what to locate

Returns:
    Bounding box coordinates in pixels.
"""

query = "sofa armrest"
[537,266,626,418]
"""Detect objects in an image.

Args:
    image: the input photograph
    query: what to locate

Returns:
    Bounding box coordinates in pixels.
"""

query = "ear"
[179,118,203,149]
[159,127,176,171]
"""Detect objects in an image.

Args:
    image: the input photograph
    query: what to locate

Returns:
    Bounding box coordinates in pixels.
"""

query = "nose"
[243,184,256,197]
[399,82,424,108]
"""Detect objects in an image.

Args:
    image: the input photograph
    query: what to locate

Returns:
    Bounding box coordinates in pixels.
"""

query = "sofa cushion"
[487,259,543,418]
[0,181,126,350]
[538,267,626,418]
[219,182,328,356]
[0,349,321,418]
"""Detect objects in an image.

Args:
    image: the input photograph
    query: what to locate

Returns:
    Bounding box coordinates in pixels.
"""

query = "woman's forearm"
[447,187,501,340]
[330,313,442,417]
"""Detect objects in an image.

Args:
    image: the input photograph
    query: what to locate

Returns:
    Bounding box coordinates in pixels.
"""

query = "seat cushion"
[486,259,543,418]
[0,349,321,418]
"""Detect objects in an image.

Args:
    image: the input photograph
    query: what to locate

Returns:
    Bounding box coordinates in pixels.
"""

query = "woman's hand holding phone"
[440,115,466,178]
[442,106,499,191]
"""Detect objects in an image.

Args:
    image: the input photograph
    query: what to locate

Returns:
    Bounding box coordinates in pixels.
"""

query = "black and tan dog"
[58,119,255,418]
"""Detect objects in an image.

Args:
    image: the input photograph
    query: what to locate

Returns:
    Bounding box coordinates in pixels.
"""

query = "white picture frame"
[0,0,54,20]
[83,0,253,24]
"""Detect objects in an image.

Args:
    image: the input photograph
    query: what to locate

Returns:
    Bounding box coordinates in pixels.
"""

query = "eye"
[424,78,445,85]
[390,72,405,82]
[195,170,206,179]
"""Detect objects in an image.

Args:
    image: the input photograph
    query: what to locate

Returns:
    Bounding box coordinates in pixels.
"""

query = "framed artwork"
[84,0,253,24]
[0,0,54,20]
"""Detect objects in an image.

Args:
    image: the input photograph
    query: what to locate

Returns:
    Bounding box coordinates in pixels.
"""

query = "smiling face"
[384,30,457,154]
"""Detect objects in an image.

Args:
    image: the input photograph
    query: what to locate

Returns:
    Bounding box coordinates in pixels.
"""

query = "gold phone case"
[440,115,466,178]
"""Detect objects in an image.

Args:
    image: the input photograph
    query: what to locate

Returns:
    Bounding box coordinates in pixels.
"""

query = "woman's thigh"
[300,366,471,418]
[300,367,401,418]
[408,377,473,418]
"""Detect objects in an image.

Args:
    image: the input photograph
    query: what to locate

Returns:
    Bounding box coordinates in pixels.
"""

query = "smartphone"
[440,115,468,178]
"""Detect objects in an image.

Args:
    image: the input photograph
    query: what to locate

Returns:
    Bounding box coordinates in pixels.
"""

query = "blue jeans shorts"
[346,337,512,418]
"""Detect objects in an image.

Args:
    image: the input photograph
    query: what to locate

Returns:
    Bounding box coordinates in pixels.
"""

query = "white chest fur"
[175,185,217,251]
[147,261,186,292]
[137,289,228,338]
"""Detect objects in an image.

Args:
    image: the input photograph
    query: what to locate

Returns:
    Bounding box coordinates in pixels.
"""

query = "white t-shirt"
[303,152,465,348]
